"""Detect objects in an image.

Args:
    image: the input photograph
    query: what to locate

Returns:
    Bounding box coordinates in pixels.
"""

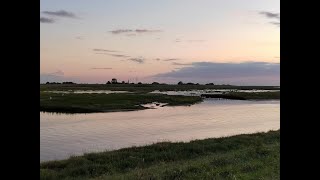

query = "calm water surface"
[40,99,279,162]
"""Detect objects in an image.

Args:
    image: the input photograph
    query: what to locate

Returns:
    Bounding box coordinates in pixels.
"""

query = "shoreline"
[41,130,280,179]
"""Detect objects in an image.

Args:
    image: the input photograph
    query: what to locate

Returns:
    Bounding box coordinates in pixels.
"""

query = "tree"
[121,81,125,84]
[62,82,75,84]
[178,81,183,85]
[106,81,111,84]
[111,78,117,84]
[138,82,142,84]
[152,82,159,85]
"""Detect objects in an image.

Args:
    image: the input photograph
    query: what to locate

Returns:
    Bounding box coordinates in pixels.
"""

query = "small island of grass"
[40,92,203,113]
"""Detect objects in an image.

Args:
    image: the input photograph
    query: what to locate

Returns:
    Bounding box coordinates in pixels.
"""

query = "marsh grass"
[40,92,203,113]
[40,84,279,92]
[40,130,280,180]
[202,91,280,100]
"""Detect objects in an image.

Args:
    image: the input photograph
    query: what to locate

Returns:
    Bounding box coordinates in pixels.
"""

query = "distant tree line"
[103,79,220,85]
[45,82,76,84]
[177,81,205,85]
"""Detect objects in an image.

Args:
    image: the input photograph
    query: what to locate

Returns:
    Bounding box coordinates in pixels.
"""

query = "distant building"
[111,78,117,84]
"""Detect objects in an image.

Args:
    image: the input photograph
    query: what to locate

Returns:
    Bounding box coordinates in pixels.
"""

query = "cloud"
[163,58,180,61]
[95,52,130,58]
[40,17,55,23]
[135,29,162,33]
[109,29,162,35]
[152,61,280,85]
[172,62,193,66]
[259,11,280,27]
[154,58,180,61]
[270,22,280,27]
[110,29,133,34]
[107,54,130,58]
[91,68,112,70]
[128,57,145,64]
[48,70,64,76]
[259,11,280,20]
[93,49,119,53]
[42,10,78,18]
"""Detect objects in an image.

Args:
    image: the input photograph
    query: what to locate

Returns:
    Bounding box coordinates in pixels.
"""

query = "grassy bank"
[40,130,280,180]
[202,91,280,100]
[40,84,280,92]
[40,90,279,113]
[40,92,203,113]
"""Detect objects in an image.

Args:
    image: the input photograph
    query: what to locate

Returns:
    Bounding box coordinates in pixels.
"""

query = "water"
[40,99,279,162]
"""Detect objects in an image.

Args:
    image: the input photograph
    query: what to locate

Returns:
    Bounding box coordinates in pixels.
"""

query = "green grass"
[40,84,280,93]
[229,91,280,100]
[40,92,203,113]
[40,90,279,113]
[40,130,280,180]
[202,91,280,100]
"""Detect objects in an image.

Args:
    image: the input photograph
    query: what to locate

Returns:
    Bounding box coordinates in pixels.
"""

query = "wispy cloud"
[172,62,193,66]
[155,58,180,61]
[107,54,130,58]
[128,57,145,64]
[91,67,112,70]
[110,29,132,34]
[259,11,280,27]
[95,53,130,58]
[152,61,280,85]
[109,29,162,35]
[93,49,119,53]
[40,17,55,23]
[163,58,180,61]
[259,11,280,20]
[48,70,64,76]
[42,10,78,18]
[135,29,162,33]
[270,22,280,27]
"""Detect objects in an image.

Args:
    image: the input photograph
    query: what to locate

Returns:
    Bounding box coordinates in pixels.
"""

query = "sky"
[40,0,280,85]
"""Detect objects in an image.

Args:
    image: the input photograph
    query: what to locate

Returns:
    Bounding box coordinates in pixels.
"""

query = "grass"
[202,91,280,100]
[40,92,203,113]
[40,130,280,180]
[40,89,279,113]
[40,84,280,93]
